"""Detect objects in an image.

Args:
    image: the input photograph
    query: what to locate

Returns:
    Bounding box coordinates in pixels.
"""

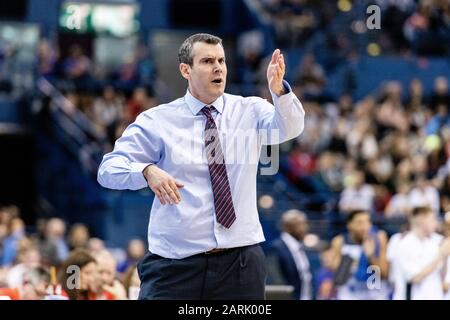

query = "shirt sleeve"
[251,80,305,145]
[97,112,163,190]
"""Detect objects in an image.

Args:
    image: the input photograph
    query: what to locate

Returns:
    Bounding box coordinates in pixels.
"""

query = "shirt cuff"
[131,162,151,188]
[270,80,293,105]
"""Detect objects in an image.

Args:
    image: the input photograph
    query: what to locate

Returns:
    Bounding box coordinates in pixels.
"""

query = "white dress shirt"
[98,82,305,259]
[397,232,444,300]
[387,232,407,300]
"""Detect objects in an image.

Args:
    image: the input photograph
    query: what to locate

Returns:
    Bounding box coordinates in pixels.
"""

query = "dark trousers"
[137,244,267,300]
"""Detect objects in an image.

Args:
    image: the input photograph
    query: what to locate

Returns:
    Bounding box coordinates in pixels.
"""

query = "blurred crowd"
[267,207,450,300]
[0,205,145,300]
[286,74,450,219]
[257,0,450,55]
[37,40,165,149]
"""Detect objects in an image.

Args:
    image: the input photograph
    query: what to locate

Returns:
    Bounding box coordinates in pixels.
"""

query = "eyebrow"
[199,56,225,60]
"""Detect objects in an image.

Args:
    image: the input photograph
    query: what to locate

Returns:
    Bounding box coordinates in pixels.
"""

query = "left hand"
[267,49,286,97]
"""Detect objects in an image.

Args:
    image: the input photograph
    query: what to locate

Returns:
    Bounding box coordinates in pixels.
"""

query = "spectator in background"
[87,238,105,257]
[405,78,429,132]
[430,76,450,112]
[385,183,412,218]
[6,240,42,288]
[409,175,440,214]
[236,30,264,89]
[62,45,90,78]
[46,218,69,263]
[315,244,335,300]
[37,39,58,80]
[330,210,389,300]
[33,218,69,267]
[59,249,114,300]
[62,45,91,88]
[94,250,127,300]
[67,223,90,251]
[0,266,50,300]
[339,170,375,214]
[396,206,450,299]
[295,53,326,100]
[91,86,124,145]
[439,174,450,212]
[117,239,145,274]
[124,86,157,123]
[1,217,26,267]
[122,264,140,300]
[316,152,344,192]
[403,0,449,55]
[268,210,312,300]
[115,55,140,93]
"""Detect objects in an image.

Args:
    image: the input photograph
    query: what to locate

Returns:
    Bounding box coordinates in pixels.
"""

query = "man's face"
[288,216,309,240]
[348,213,372,241]
[180,42,227,104]
[416,212,438,236]
[97,258,116,286]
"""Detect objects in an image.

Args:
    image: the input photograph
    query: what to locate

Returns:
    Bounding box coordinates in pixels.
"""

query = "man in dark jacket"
[267,210,312,300]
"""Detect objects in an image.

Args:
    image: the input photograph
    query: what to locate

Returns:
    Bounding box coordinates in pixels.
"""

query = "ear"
[179,63,190,81]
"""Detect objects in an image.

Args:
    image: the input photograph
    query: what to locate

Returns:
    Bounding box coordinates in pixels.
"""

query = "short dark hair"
[346,209,370,224]
[411,206,433,217]
[178,33,222,66]
[59,249,96,300]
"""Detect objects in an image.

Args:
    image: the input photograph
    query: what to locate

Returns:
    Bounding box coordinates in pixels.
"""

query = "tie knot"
[201,106,215,119]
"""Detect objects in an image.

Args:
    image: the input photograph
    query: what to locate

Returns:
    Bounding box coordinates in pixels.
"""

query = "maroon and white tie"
[201,106,236,228]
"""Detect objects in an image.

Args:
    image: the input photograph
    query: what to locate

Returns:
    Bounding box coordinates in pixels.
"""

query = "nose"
[213,61,222,73]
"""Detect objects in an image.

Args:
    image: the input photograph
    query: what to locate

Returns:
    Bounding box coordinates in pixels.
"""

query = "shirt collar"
[281,232,302,250]
[184,89,224,115]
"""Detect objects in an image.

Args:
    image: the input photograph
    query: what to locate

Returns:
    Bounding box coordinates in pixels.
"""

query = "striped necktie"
[201,106,236,228]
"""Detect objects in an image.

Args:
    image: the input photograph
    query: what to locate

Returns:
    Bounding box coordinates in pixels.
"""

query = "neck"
[350,233,363,244]
[412,227,428,239]
[188,87,218,105]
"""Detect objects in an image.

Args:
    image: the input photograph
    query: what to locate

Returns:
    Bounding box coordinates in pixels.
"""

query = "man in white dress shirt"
[97,33,305,299]
[396,206,450,299]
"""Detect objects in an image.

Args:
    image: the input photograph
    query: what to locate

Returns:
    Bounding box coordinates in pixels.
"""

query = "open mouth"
[212,79,223,84]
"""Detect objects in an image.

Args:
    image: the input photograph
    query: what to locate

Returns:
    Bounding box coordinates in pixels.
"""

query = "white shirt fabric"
[280,232,312,300]
[387,232,407,300]
[397,232,444,300]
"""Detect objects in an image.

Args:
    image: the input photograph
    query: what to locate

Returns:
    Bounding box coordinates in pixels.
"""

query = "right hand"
[143,164,184,205]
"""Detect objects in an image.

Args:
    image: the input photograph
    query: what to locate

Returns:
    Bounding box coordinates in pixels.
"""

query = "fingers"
[276,54,285,77]
[279,53,285,72]
[270,49,280,64]
[161,183,178,205]
[146,166,183,205]
[268,52,285,80]
[175,181,184,188]
[154,189,167,205]
[169,180,182,203]
[156,180,183,205]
